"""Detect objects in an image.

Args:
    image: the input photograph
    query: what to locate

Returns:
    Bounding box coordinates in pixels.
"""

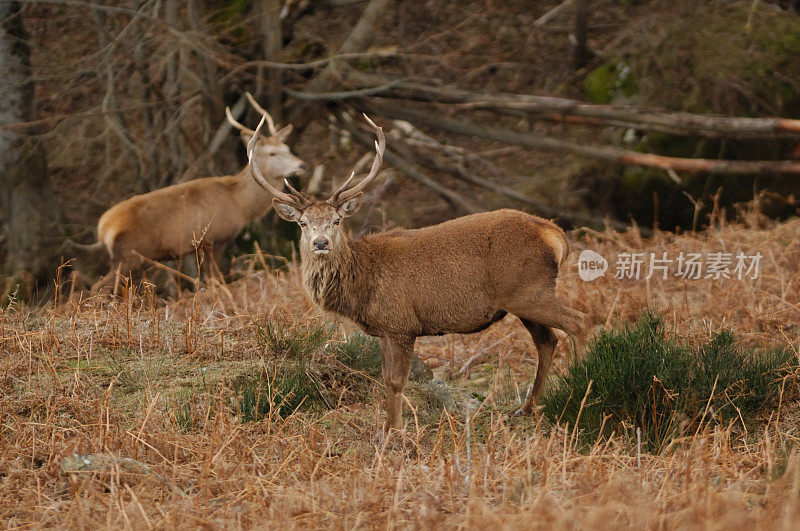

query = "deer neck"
[233,166,275,219]
[300,236,370,324]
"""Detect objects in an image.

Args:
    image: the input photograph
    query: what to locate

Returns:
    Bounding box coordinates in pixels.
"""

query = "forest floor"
[2,214,800,528]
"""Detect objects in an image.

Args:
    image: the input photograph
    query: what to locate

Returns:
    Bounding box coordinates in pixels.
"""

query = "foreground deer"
[90,95,308,293]
[248,114,584,430]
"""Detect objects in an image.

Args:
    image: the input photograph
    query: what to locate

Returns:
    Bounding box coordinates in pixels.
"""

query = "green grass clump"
[173,390,201,433]
[243,318,331,420]
[237,322,385,421]
[254,317,329,360]
[541,312,795,451]
[235,363,323,421]
[330,332,383,377]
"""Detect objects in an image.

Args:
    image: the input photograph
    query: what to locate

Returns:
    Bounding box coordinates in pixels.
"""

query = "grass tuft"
[254,316,329,360]
[330,332,383,377]
[234,364,323,421]
[236,323,384,421]
[541,312,796,451]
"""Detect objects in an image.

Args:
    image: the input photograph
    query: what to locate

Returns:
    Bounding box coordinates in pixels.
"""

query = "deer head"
[227,93,308,181]
[247,113,385,258]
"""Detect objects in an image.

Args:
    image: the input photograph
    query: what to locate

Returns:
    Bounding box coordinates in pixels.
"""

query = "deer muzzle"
[313,238,329,254]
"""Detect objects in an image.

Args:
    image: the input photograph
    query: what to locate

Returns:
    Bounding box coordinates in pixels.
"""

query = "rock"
[61,454,156,476]
[419,380,458,412]
[409,354,433,382]
[60,454,188,497]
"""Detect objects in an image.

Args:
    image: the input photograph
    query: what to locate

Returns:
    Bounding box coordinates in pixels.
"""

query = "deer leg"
[91,262,120,294]
[504,292,585,354]
[379,335,415,431]
[212,241,231,276]
[198,242,217,281]
[180,252,199,290]
[91,251,142,296]
[516,320,558,416]
[113,253,146,297]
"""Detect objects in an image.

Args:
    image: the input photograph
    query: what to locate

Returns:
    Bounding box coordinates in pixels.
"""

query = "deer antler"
[330,114,385,204]
[225,106,252,133]
[248,115,307,206]
[245,92,278,136]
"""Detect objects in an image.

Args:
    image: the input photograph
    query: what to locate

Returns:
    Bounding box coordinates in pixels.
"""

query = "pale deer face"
[272,195,364,257]
[242,125,308,180]
[247,111,384,259]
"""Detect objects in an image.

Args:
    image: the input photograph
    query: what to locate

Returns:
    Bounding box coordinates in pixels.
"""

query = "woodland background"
[2,0,800,295]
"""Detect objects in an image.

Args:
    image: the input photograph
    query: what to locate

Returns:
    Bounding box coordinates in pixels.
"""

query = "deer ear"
[274,124,293,143]
[239,129,254,144]
[336,192,364,218]
[272,199,302,222]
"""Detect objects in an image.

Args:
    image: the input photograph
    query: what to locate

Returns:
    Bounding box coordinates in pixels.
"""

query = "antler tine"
[283,178,309,205]
[248,116,303,205]
[329,114,386,203]
[328,170,356,202]
[225,106,251,132]
[245,92,278,135]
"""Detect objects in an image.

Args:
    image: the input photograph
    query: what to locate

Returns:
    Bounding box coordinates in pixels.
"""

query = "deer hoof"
[513,404,544,417]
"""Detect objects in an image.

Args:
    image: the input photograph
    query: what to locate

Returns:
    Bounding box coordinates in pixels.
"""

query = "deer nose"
[313,238,329,250]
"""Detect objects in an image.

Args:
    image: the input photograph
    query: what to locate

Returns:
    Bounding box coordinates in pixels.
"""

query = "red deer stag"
[247,113,585,431]
[90,94,308,293]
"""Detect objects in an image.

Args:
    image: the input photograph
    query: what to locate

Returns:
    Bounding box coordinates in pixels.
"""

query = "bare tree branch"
[221,52,416,80]
[284,80,403,101]
[343,72,800,138]
[534,0,575,27]
[287,0,390,131]
[366,102,800,175]
[389,132,635,231]
[334,112,482,214]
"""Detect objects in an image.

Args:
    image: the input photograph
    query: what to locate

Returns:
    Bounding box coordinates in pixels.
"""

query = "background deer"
[89,94,308,293]
[247,113,585,431]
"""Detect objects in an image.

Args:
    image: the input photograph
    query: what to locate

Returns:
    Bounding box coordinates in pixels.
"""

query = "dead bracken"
[1,214,799,527]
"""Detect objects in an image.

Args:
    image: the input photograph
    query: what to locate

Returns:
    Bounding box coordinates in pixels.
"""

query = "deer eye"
[333,219,340,225]
[299,221,307,228]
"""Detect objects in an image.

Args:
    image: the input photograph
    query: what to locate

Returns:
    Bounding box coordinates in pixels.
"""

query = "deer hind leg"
[504,291,585,354]
[379,335,415,432]
[504,292,586,414]
[91,262,120,294]
[91,254,142,297]
[516,321,557,416]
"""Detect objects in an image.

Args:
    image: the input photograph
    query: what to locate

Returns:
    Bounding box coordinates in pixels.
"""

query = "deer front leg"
[379,335,415,431]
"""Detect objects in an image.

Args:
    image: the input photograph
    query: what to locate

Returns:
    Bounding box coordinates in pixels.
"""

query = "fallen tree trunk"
[340,106,639,231]
[408,145,634,232]
[342,71,800,138]
[361,102,800,175]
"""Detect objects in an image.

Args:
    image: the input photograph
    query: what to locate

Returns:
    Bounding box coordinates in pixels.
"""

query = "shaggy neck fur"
[300,236,371,327]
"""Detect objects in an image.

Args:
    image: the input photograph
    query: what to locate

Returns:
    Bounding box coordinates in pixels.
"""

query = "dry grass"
[2,215,800,529]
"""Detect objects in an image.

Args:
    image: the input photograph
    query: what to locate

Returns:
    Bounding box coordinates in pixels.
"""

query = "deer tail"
[541,226,569,267]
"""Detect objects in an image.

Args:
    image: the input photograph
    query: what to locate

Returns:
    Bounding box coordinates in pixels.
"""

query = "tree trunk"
[256,0,283,123]
[0,1,63,291]
[572,0,591,69]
